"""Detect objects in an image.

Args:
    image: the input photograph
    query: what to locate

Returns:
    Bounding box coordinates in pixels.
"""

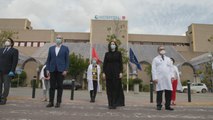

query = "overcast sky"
[0,0,213,35]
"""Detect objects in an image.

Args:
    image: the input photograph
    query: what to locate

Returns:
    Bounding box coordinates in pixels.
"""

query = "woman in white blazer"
[39,65,50,101]
[87,58,101,103]
[170,58,182,105]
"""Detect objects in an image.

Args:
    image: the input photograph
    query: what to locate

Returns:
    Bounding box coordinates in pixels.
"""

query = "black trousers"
[90,80,97,101]
[0,72,11,101]
[49,71,64,104]
[156,90,172,108]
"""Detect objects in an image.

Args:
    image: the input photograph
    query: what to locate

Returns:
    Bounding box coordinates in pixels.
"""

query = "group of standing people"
[85,40,125,109]
[40,36,125,109]
[152,46,182,111]
[0,36,181,111]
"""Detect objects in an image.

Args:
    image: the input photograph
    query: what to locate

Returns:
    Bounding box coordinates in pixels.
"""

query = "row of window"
[130,41,190,46]
[14,42,46,47]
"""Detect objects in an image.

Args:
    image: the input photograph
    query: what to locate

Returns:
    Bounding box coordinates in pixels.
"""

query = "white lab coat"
[152,55,174,91]
[39,65,47,90]
[171,65,182,91]
[87,64,101,92]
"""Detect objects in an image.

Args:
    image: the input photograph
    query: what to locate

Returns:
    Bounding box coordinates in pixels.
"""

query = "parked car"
[182,83,208,93]
[63,79,82,90]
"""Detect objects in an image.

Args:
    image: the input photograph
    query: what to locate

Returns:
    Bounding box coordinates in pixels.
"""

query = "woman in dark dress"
[103,41,125,109]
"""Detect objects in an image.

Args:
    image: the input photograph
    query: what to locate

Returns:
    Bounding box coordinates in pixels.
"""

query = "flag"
[129,48,142,71]
[92,47,101,64]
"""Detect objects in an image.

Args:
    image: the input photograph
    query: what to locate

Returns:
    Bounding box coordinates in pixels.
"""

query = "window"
[20,42,25,47]
[27,42,32,47]
[33,42,38,47]
[40,42,45,47]
[14,42,19,47]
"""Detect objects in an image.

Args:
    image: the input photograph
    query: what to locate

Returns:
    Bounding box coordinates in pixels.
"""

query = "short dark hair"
[7,37,14,47]
[170,57,175,63]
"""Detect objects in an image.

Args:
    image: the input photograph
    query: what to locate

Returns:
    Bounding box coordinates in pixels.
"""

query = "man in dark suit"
[0,38,19,105]
[46,35,69,108]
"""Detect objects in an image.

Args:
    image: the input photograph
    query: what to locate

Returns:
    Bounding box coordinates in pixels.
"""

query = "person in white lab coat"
[170,58,182,105]
[152,46,174,111]
[39,65,50,102]
[87,58,101,103]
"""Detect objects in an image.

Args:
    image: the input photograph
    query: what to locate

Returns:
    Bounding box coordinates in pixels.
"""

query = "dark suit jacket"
[0,47,19,74]
[46,45,69,72]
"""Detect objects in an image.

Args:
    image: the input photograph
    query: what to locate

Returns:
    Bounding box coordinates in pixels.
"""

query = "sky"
[0,0,213,35]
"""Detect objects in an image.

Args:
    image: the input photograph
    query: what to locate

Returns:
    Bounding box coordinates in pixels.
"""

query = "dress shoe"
[55,103,60,108]
[0,98,7,105]
[46,103,54,107]
[165,107,174,111]
[156,106,162,110]
[109,106,116,109]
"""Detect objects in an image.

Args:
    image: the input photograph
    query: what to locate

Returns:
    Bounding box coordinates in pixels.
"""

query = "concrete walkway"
[0,87,213,120]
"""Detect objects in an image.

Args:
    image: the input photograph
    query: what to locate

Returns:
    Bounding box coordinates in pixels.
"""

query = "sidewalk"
[8,87,213,106]
[1,87,213,120]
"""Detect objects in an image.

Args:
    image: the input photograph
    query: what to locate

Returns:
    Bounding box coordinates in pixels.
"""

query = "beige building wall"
[16,29,54,42]
[90,20,128,45]
[129,34,188,44]
[189,24,213,52]
[138,64,151,84]
[56,32,90,42]
[24,61,38,86]
[0,18,32,30]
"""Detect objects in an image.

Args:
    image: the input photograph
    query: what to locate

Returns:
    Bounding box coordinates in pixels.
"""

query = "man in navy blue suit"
[46,35,69,108]
[0,38,19,105]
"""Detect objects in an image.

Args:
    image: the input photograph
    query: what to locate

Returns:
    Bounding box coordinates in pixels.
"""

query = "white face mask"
[159,50,166,55]
[92,60,96,64]
[5,41,11,47]
[55,38,62,45]
[110,44,116,50]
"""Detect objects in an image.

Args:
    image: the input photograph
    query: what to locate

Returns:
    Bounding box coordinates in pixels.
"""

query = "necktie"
[161,55,164,60]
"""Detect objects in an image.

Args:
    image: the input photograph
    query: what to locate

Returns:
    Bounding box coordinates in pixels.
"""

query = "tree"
[0,30,18,47]
[68,52,89,80]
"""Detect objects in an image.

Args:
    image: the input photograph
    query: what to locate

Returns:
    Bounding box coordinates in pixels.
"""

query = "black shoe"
[156,107,162,110]
[55,103,60,108]
[109,106,116,109]
[0,98,7,105]
[165,107,174,111]
[46,103,54,107]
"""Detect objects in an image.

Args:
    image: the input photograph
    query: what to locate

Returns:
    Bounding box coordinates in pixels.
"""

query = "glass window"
[39,42,45,47]
[20,42,25,47]
[26,42,32,47]
[14,42,19,47]
[33,42,38,47]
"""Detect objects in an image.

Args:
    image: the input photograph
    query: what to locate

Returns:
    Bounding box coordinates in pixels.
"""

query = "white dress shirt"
[55,45,61,56]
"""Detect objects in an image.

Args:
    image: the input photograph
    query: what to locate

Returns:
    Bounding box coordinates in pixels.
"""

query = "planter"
[134,84,139,94]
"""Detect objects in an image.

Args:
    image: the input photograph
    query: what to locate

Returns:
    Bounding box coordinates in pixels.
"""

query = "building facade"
[0,18,213,86]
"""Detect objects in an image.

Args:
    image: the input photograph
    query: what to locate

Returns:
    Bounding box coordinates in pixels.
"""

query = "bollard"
[187,80,191,102]
[150,80,153,103]
[32,76,36,98]
[70,79,75,100]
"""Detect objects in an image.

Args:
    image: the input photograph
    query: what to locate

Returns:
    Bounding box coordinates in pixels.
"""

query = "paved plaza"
[0,87,213,120]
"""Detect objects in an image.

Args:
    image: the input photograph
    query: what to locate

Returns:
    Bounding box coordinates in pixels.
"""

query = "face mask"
[159,50,166,55]
[92,60,96,64]
[110,44,116,50]
[55,38,62,45]
[5,41,11,47]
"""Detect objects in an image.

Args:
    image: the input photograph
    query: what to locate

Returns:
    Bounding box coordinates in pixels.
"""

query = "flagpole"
[126,36,129,94]
[127,62,129,93]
